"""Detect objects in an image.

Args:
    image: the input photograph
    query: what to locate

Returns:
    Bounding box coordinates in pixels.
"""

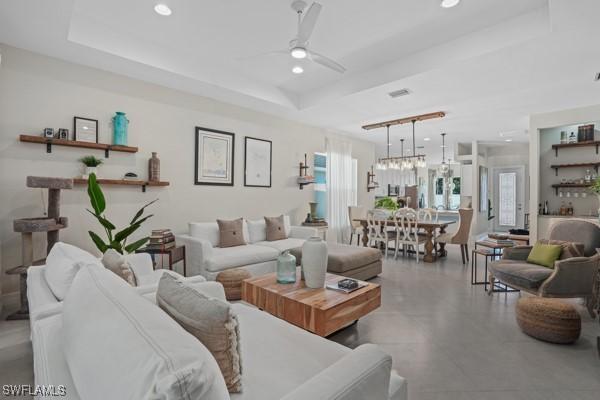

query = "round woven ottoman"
[216,269,251,301]
[516,297,581,344]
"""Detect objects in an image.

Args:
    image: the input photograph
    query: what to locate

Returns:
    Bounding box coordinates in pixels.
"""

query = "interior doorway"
[492,165,525,231]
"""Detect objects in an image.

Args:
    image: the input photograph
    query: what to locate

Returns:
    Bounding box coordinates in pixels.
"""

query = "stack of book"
[485,234,513,246]
[147,229,175,250]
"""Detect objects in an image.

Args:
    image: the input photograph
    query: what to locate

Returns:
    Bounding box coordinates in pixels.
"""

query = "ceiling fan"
[248,1,346,74]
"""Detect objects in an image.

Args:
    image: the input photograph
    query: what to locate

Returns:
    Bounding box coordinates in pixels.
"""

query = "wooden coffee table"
[241,270,380,337]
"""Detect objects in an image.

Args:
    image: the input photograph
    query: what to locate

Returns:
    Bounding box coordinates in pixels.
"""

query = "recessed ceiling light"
[388,143,392,146]
[291,47,307,59]
[154,4,172,16]
[423,137,431,141]
[292,65,304,74]
[505,139,513,142]
[441,0,460,8]
[440,145,447,148]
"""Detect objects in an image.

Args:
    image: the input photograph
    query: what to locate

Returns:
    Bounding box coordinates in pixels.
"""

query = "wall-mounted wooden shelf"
[73,178,169,192]
[551,183,592,195]
[550,162,600,176]
[551,141,600,157]
[19,134,138,158]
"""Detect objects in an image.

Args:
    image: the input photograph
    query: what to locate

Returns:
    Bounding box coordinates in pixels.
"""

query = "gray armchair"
[488,219,600,317]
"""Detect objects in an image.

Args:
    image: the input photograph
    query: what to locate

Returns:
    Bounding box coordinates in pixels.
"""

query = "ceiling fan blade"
[308,50,346,73]
[237,49,288,61]
[297,2,322,45]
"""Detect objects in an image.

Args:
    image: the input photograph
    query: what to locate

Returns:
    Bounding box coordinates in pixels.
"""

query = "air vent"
[595,72,600,81]
[388,88,410,98]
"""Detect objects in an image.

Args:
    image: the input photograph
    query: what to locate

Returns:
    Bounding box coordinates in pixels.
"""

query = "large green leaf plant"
[86,173,156,254]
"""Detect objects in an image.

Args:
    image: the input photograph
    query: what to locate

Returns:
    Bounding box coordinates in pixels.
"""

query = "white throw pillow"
[62,266,229,400]
[44,242,102,301]
[246,219,266,243]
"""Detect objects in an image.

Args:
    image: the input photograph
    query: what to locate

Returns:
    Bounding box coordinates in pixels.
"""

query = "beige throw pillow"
[538,239,584,260]
[217,218,246,248]
[101,249,136,286]
[156,273,242,393]
[264,215,287,241]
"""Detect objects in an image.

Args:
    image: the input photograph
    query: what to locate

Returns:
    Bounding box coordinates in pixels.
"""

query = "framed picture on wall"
[195,126,235,186]
[479,166,488,212]
[73,117,98,143]
[244,136,272,187]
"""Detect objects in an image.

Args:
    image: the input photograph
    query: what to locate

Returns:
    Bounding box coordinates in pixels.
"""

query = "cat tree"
[7,176,72,320]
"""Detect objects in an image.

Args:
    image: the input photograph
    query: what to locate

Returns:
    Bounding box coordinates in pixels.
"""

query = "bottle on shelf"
[568,202,574,216]
[559,201,566,216]
[560,131,567,144]
[585,169,592,183]
[538,203,542,215]
[543,200,549,215]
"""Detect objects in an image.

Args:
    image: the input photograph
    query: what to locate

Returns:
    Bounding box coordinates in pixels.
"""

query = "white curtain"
[326,137,353,244]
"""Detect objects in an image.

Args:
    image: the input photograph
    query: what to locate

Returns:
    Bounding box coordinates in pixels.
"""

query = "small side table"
[302,222,328,240]
[136,245,186,277]
[473,240,519,293]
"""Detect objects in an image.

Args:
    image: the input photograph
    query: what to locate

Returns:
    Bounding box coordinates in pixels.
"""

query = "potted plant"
[86,173,156,254]
[80,155,103,178]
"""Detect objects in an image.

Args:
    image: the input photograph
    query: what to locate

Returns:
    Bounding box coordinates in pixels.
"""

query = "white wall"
[0,45,376,296]
[530,103,600,241]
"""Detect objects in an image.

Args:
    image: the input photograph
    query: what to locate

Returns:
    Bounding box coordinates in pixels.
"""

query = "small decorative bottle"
[568,131,577,144]
[148,152,160,182]
[560,131,567,144]
[277,250,297,284]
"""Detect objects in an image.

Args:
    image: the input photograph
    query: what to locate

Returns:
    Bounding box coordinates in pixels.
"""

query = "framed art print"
[74,117,98,143]
[195,127,235,186]
[244,136,272,187]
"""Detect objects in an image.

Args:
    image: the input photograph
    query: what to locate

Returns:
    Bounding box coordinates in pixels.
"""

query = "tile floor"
[0,247,598,399]
[329,248,600,400]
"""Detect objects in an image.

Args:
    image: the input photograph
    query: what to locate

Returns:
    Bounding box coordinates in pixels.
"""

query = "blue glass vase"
[112,112,129,145]
[277,250,297,284]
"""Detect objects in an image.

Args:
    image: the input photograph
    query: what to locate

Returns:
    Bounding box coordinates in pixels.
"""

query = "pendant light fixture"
[438,133,450,176]
[375,120,427,171]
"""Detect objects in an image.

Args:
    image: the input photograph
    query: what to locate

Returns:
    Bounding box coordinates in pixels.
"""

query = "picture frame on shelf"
[244,136,272,188]
[74,117,98,143]
[194,126,235,186]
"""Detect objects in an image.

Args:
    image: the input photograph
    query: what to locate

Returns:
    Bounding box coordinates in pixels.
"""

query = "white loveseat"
[176,216,317,280]
[28,245,408,400]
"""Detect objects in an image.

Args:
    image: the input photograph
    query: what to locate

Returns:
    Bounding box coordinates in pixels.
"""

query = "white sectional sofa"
[27,244,407,400]
[176,216,317,280]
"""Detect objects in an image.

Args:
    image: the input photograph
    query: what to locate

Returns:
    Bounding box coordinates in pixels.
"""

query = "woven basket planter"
[516,297,581,344]
[216,269,252,301]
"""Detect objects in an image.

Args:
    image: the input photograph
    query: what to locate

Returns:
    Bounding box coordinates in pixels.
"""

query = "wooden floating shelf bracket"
[20,134,138,158]
[73,178,169,193]
[551,141,600,157]
[550,162,600,176]
[551,183,592,196]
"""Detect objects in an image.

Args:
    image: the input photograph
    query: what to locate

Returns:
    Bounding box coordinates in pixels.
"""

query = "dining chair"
[367,209,395,257]
[393,208,423,262]
[417,208,438,223]
[436,208,473,264]
[348,205,366,246]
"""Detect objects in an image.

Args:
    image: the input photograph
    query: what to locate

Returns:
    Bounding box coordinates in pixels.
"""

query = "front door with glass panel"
[492,166,525,231]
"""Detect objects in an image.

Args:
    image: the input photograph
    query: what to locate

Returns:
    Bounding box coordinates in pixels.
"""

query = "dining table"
[353,218,456,263]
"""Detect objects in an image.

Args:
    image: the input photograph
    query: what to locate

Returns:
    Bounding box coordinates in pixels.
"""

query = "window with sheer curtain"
[326,137,354,244]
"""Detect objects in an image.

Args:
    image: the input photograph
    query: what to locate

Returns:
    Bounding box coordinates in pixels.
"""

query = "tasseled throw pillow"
[156,273,242,393]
